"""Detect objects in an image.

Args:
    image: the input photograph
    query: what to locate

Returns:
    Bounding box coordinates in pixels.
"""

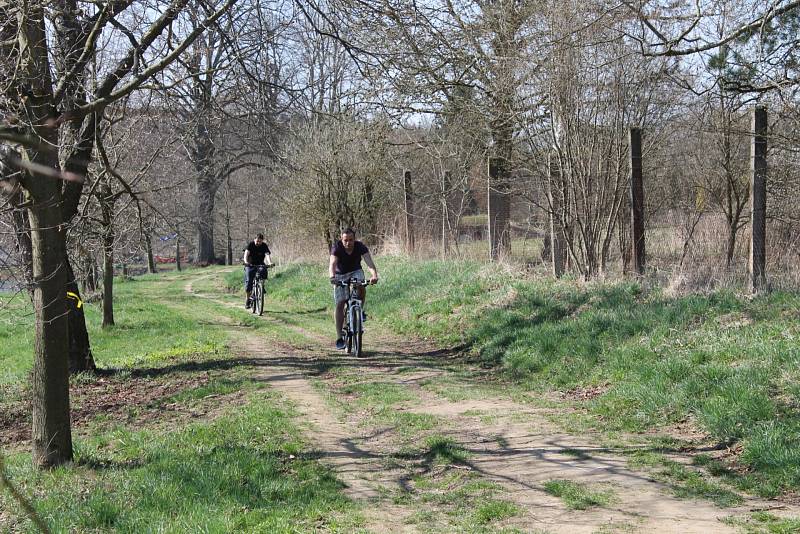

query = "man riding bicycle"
[243,233,273,309]
[330,228,378,350]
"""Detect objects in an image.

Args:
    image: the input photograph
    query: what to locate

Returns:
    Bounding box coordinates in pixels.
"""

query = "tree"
[1,0,236,467]
[301,0,547,259]
[158,0,285,264]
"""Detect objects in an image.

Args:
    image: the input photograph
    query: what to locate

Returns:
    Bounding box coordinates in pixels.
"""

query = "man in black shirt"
[329,228,378,349]
[243,233,273,308]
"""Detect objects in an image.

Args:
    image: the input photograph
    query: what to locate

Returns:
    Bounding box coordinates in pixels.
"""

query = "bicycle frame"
[247,264,271,316]
[335,278,370,356]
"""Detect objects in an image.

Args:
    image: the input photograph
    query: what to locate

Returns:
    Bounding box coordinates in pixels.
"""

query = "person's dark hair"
[256,233,264,240]
[342,227,355,237]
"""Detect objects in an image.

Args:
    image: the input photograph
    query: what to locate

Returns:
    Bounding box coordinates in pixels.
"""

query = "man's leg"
[334,300,346,337]
[244,267,253,307]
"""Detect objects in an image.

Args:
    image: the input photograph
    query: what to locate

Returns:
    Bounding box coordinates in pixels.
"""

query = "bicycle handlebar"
[330,278,374,287]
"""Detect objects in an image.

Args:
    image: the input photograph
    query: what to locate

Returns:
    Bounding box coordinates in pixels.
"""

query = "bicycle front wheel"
[351,312,362,357]
[253,282,263,315]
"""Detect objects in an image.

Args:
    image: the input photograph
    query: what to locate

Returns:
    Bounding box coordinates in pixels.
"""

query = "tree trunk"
[102,229,115,328]
[441,171,450,257]
[145,234,157,274]
[725,225,737,269]
[176,230,182,272]
[83,252,98,294]
[488,157,511,261]
[10,191,33,288]
[226,230,233,265]
[196,180,218,264]
[224,177,233,265]
[403,170,415,254]
[65,256,96,373]
[29,201,74,467]
[102,255,114,327]
[16,4,73,467]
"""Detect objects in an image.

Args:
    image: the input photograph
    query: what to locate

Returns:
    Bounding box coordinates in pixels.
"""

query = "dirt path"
[186,271,794,533]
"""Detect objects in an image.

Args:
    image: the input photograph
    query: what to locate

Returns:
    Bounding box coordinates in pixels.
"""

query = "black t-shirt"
[331,240,369,275]
[246,241,271,265]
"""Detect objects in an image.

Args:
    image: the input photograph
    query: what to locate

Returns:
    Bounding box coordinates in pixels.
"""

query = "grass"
[628,451,744,507]
[0,268,362,532]
[6,255,800,524]
[542,479,615,510]
[723,512,800,533]
[472,499,521,524]
[2,391,360,532]
[217,256,800,497]
[406,452,522,533]
[0,271,229,386]
[314,256,798,498]
[208,259,800,499]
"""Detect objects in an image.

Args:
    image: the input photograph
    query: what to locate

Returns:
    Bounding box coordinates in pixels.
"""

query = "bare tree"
[1,0,236,467]
[157,0,286,264]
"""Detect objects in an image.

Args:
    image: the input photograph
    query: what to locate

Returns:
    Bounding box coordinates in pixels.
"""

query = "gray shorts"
[333,269,365,303]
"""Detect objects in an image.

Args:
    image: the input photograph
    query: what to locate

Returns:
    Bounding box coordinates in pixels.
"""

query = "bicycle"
[246,264,272,316]
[332,278,373,357]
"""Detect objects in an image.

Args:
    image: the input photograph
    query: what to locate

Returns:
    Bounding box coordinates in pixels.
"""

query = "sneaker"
[362,311,368,322]
[335,338,346,350]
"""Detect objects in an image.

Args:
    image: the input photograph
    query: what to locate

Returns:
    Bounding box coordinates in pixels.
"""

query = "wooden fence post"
[629,127,646,275]
[750,106,768,293]
[403,170,414,254]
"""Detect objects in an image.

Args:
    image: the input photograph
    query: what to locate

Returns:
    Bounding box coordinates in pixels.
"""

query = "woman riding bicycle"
[243,233,273,309]
[329,228,378,349]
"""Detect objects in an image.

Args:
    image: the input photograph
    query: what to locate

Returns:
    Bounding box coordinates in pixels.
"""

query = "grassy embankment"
[0,270,360,532]
[232,257,800,501]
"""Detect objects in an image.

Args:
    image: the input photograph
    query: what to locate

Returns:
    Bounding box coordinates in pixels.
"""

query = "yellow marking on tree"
[66,291,83,309]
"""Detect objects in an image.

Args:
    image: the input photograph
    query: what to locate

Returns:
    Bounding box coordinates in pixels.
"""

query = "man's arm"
[329,254,338,278]
[243,248,251,265]
[265,253,273,266]
[363,252,378,283]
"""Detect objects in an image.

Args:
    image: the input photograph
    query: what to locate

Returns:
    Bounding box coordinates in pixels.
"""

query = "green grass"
[198,260,800,498]
[407,458,522,532]
[629,451,744,507]
[0,268,361,532]
[6,256,800,516]
[159,377,252,405]
[471,499,521,524]
[340,381,416,406]
[222,257,800,497]
[0,271,230,387]
[308,257,798,497]
[0,292,36,386]
[1,391,360,532]
[423,435,470,465]
[542,479,615,510]
[723,512,800,533]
